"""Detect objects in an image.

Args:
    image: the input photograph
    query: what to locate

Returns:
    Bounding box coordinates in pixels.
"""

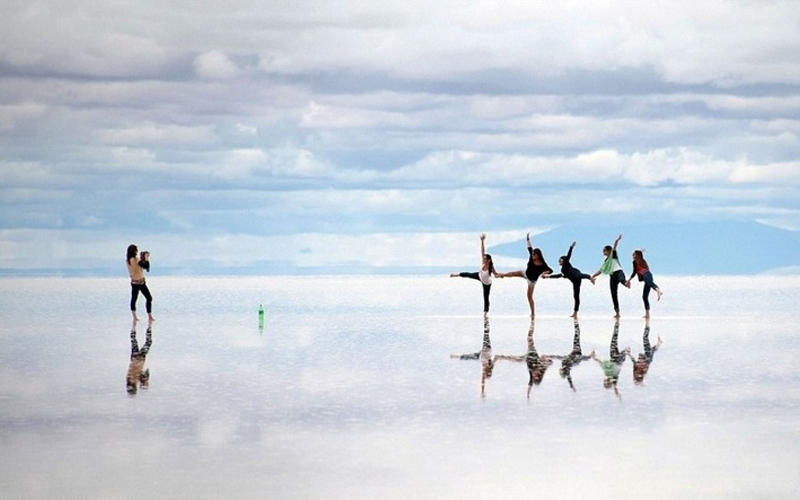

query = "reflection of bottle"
[258,304,264,329]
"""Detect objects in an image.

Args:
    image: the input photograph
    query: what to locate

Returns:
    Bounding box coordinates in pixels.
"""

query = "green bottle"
[258,304,265,329]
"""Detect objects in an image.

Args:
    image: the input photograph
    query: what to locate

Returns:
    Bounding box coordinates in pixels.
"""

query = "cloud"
[193,50,240,80]
[0,102,47,132]
[386,148,799,188]
[94,123,216,145]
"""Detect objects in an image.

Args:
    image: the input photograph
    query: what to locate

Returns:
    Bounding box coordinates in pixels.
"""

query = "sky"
[1,1,799,274]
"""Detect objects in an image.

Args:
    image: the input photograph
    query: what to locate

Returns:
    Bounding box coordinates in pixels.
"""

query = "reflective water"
[1,276,798,498]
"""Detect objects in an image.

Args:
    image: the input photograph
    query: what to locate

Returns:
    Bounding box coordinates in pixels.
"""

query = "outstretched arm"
[613,234,622,251]
[566,241,575,261]
[480,233,487,259]
[628,262,637,283]
[493,354,525,362]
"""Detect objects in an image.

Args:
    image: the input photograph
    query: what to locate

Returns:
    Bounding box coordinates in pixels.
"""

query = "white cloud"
[386,148,797,188]
[0,102,47,132]
[94,123,215,145]
[193,50,240,80]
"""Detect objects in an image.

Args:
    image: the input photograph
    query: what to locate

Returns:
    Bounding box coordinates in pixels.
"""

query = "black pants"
[459,272,491,312]
[609,270,626,312]
[563,270,590,312]
[130,283,153,313]
[642,271,659,311]
[609,321,623,363]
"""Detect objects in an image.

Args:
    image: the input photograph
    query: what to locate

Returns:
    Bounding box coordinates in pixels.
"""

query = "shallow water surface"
[1,275,798,498]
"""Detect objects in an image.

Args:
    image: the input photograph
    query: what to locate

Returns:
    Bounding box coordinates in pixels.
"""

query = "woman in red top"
[625,249,663,318]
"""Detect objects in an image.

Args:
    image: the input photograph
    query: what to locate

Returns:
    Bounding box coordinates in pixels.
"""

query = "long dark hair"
[484,253,496,274]
[632,249,648,270]
[531,247,549,268]
[603,245,618,259]
[126,244,138,263]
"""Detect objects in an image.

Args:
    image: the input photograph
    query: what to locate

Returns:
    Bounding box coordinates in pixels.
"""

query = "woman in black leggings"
[590,234,630,318]
[450,233,499,314]
[127,244,154,323]
[546,241,595,318]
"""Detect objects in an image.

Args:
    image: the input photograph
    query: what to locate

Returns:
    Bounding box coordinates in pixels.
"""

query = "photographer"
[126,244,154,323]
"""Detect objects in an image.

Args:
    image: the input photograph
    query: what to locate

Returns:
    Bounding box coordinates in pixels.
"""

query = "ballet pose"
[126,244,154,323]
[633,319,662,385]
[591,319,631,399]
[551,319,593,392]
[493,319,553,399]
[546,241,596,318]
[450,316,494,398]
[590,234,629,318]
[498,232,552,318]
[450,233,499,314]
[625,249,663,319]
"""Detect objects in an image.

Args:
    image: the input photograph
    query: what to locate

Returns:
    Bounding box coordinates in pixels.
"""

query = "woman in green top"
[591,234,629,318]
[590,319,631,400]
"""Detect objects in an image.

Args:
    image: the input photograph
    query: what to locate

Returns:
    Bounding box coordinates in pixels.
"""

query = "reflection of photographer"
[126,244,154,323]
[126,324,153,396]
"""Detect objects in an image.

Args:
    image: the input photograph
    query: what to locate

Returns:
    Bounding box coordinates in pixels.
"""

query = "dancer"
[633,319,663,385]
[590,234,629,318]
[450,316,494,398]
[126,244,154,323]
[591,319,631,399]
[126,321,153,396]
[498,232,552,318]
[493,319,553,399]
[625,249,663,319]
[551,319,593,392]
[450,233,499,314]
[546,241,596,318]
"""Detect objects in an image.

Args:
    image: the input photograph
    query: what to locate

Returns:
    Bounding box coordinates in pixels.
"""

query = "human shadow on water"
[633,319,663,386]
[591,319,630,400]
[126,321,153,396]
[549,319,593,392]
[493,319,554,399]
[450,316,494,398]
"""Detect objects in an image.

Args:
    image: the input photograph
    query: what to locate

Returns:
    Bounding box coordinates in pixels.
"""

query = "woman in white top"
[450,233,499,314]
[591,234,629,318]
[127,244,154,323]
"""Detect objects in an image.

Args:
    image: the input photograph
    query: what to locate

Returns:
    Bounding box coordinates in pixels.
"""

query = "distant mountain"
[489,221,800,275]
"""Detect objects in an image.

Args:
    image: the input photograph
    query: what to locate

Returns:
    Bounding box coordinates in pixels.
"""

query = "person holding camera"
[126,244,154,323]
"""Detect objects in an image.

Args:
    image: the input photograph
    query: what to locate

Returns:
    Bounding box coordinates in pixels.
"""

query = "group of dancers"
[450,233,664,319]
[452,317,662,399]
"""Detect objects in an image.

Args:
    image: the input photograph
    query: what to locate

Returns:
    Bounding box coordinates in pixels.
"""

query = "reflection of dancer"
[546,241,596,318]
[494,320,553,399]
[126,244,154,323]
[633,320,662,385]
[590,234,629,318]
[126,323,153,395]
[625,249,663,319]
[450,317,494,397]
[591,320,630,399]
[498,232,552,318]
[551,319,592,392]
[450,233,499,314]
